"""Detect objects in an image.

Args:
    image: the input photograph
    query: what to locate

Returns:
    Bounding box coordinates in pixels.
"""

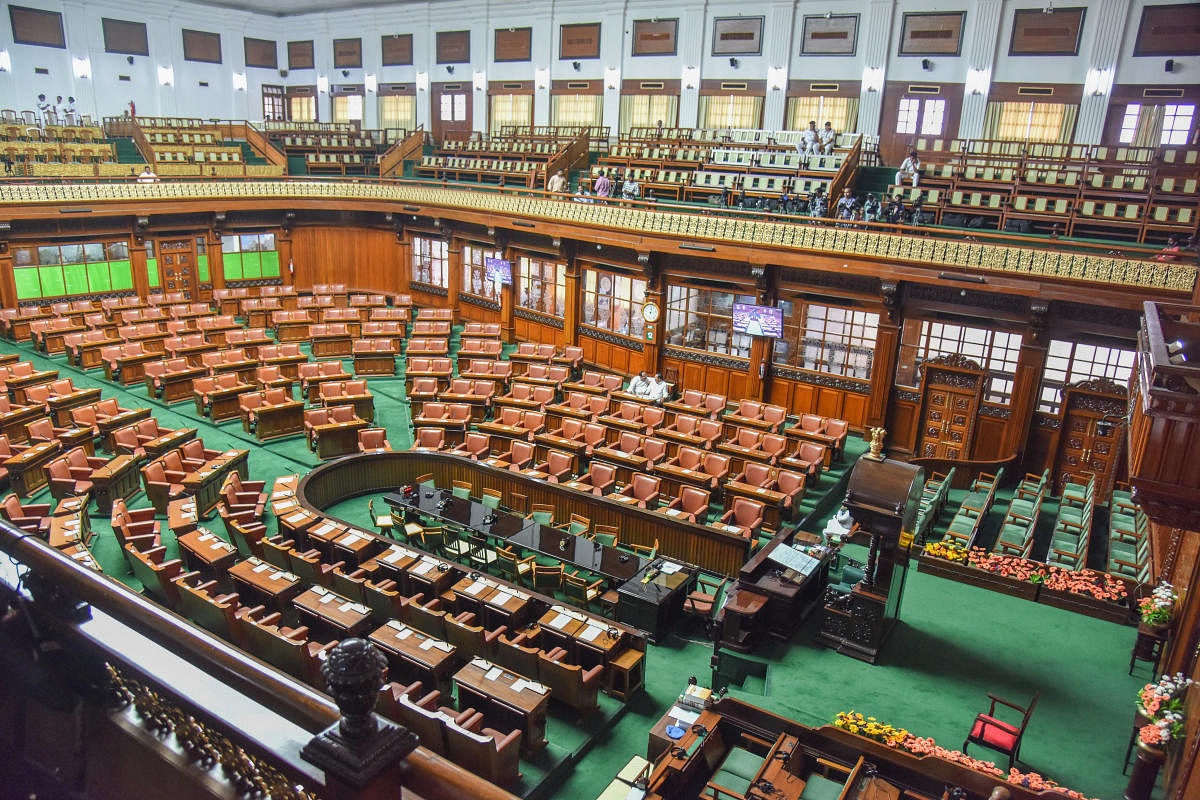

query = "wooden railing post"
[301,639,418,799]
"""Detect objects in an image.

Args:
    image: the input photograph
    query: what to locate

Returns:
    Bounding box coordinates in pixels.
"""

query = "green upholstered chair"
[707,747,765,799]
[451,480,472,500]
[496,546,534,585]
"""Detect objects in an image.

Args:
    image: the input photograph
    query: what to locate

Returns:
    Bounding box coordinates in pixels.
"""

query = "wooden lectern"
[817,452,924,663]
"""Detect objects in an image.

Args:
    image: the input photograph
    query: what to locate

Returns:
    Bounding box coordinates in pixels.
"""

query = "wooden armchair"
[963,692,1039,768]
[537,647,603,711]
[665,486,712,524]
[2,492,51,536]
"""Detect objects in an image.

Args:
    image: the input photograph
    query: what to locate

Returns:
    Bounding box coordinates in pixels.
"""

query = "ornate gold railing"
[1,180,1193,293]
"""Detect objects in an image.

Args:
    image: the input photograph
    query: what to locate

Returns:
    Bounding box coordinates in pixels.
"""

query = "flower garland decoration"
[1137,673,1193,748]
[922,541,968,563]
[1137,582,1178,626]
[832,711,1100,800]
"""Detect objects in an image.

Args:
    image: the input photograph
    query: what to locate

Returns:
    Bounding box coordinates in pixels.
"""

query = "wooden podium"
[817,452,923,663]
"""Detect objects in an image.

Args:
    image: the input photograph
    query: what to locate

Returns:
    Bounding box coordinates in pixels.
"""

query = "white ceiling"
[188,0,412,15]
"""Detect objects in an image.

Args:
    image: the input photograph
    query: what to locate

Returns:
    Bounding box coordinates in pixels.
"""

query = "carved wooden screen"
[1054,379,1126,502]
[916,355,986,459]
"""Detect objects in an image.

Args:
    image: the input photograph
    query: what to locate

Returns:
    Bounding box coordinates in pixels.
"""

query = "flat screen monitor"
[732,303,783,338]
[484,257,512,284]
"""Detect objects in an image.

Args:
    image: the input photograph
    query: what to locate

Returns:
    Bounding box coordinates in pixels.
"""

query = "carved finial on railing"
[301,639,418,790]
[866,427,887,461]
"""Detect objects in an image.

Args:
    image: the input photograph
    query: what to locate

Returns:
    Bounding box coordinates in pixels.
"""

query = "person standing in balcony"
[594,171,612,201]
[547,169,567,195]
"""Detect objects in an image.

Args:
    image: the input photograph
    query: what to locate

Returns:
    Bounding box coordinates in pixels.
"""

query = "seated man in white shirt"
[137,166,159,183]
[647,373,671,404]
[818,122,837,155]
[801,121,820,156]
[627,371,652,398]
[895,150,921,187]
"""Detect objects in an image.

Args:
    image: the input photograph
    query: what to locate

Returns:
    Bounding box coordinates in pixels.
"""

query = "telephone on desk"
[772,567,801,583]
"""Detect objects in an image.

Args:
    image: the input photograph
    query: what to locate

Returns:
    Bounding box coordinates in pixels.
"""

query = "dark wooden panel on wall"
[888,396,921,454]
[632,19,678,57]
[291,226,404,294]
[183,29,222,64]
[801,14,859,56]
[769,377,869,429]
[1010,8,1085,56]
[663,357,749,405]
[514,315,561,347]
[381,34,413,66]
[973,414,1009,461]
[785,80,862,97]
[288,40,314,70]
[580,331,642,375]
[494,27,532,62]
[620,79,682,94]
[560,23,601,59]
[898,11,966,56]
[712,16,763,56]
[551,80,601,94]
[102,18,149,56]
[437,30,471,64]
[878,81,965,165]
[699,79,767,95]
[1135,3,1200,56]
[333,38,362,69]
[9,5,64,48]
[987,82,1083,103]
[489,80,534,95]
[245,37,279,69]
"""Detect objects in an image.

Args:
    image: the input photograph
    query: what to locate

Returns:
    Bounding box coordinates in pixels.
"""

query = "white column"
[677,5,708,127]
[856,0,895,136]
[956,0,1003,139]
[531,12,554,128]
[1074,0,1130,144]
[599,8,626,135]
[761,1,796,131]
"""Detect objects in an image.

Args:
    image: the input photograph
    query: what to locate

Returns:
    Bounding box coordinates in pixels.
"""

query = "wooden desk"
[7,440,62,497]
[228,557,303,612]
[307,521,378,565]
[372,543,422,588]
[6,369,58,405]
[48,387,103,427]
[737,534,831,641]
[293,586,373,639]
[724,480,789,529]
[151,365,206,404]
[405,553,459,598]
[616,559,695,643]
[177,528,238,576]
[96,408,153,451]
[106,352,158,386]
[352,352,396,376]
[453,658,549,755]
[90,454,142,514]
[368,620,457,693]
[591,445,650,486]
[47,511,92,550]
[181,449,250,516]
[250,399,305,442]
[139,427,199,460]
[276,507,322,543]
[0,402,43,443]
[197,381,254,422]
[311,418,368,460]
[537,605,624,672]
[310,333,353,357]
[451,575,532,629]
[74,335,122,369]
[168,495,201,534]
[652,462,720,496]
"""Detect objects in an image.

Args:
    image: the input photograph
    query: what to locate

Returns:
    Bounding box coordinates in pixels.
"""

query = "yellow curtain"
[700,95,763,129]
[987,101,1074,142]
[982,102,1003,139]
[489,94,532,133]
[1055,104,1078,143]
[378,95,416,131]
[550,94,602,127]
[785,96,859,132]
[618,94,680,134]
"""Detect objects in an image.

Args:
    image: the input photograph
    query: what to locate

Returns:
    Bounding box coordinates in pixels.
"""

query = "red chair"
[614,473,661,508]
[719,497,765,538]
[528,449,574,482]
[570,463,616,495]
[360,427,395,452]
[408,428,441,452]
[449,432,491,460]
[2,492,51,535]
[963,692,1039,768]
[665,486,712,523]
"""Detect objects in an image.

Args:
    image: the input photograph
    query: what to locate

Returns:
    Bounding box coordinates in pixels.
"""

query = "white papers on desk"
[412,559,435,575]
[313,522,336,536]
[285,512,310,525]
[339,602,360,612]
[659,561,683,575]
[524,681,548,695]
[767,544,819,576]
[549,612,572,630]
[384,547,411,563]
[664,508,682,517]
[433,641,452,652]
[269,571,292,581]
[491,590,513,607]
[580,624,604,642]
[669,705,700,726]
[198,532,214,542]
[465,580,487,596]
[213,542,234,552]
[484,666,503,682]
[339,532,362,545]
[319,594,335,605]
[271,491,293,500]
[470,657,491,670]
[386,619,408,633]
[252,562,271,573]
[419,638,437,651]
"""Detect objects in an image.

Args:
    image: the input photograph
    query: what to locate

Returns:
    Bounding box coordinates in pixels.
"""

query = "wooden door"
[432,83,472,142]
[916,356,986,460]
[158,238,197,300]
[1054,380,1127,503]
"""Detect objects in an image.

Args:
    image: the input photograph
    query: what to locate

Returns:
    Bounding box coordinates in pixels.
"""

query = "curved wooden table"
[296,450,752,575]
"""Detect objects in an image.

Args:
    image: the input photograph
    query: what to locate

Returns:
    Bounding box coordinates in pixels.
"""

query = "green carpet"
[0,333,1144,800]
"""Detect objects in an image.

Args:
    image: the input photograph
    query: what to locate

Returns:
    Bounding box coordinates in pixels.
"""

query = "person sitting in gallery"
[895,150,921,187]
[627,371,652,399]
[819,121,837,154]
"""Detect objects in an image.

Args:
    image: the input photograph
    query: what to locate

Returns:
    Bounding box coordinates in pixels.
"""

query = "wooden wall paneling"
[972,414,1008,461]
[244,38,278,69]
[0,249,16,308]
[182,29,222,64]
[1134,3,1200,56]
[887,394,920,454]
[290,226,404,293]
[560,23,601,60]
[494,28,532,62]
[288,40,314,70]
[841,392,868,428]
[878,82,964,165]
[1009,8,1086,56]
[9,5,65,48]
